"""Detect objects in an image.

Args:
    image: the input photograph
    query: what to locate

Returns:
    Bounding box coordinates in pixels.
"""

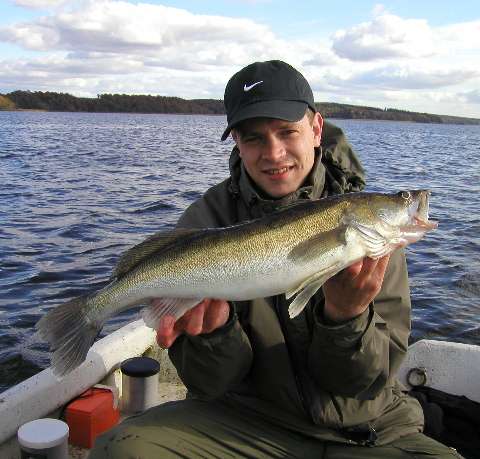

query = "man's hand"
[156,298,230,349]
[322,254,391,323]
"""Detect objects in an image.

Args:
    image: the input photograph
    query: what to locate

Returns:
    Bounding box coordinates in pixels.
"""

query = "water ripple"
[0,112,479,392]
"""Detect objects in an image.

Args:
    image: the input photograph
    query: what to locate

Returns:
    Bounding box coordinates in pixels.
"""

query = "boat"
[0,320,185,458]
[0,320,478,458]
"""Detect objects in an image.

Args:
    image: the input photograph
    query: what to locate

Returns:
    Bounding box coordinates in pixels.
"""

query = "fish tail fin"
[36,294,101,377]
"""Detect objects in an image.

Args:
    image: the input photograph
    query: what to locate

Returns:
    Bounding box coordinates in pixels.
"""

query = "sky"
[1,0,479,118]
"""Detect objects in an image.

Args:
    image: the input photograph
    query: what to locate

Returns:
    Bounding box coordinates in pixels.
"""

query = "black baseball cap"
[221,60,316,141]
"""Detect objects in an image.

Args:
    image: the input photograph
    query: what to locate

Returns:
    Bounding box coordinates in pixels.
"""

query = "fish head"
[365,190,438,245]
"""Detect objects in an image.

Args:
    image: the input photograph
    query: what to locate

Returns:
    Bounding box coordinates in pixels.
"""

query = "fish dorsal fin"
[112,228,203,279]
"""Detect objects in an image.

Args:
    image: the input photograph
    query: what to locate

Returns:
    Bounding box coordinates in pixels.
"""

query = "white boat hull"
[398,339,480,403]
[0,321,478,457]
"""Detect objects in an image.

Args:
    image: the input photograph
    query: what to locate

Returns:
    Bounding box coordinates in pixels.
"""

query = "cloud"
[0,0,336,95]
[1,0,276,58]
[13,0,67,8]
[0,1,479,117]
[304,61,480,118]
[0,53,227,98]
[463,90,480,104]
[332,10,435,61]
[343,65,480,90]
[301,48,339,68]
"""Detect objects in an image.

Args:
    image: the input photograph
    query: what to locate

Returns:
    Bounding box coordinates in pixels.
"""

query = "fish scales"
[95,200,349,310]
[137,200,348,295]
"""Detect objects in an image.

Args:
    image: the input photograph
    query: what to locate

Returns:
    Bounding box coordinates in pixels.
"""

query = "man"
[90,61,459,458]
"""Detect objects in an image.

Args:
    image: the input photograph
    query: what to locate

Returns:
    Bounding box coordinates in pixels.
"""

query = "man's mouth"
[264,166,294,176]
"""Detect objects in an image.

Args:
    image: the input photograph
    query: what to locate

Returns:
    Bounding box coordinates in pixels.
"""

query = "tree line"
[1,91,224,114]
[1,90,479,125]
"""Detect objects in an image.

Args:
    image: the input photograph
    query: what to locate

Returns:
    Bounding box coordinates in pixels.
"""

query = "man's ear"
[231,130,243,157]
[313,113,323,148]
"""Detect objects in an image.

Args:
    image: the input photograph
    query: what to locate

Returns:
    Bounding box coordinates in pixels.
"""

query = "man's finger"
[374,254,391,279]
[182,301,206,336]
[358,257,380,278]
[203,299,230,333]
[356,255,391,292]
[156,315,178,349]
[156,328,181,349]
[343,259,364,277]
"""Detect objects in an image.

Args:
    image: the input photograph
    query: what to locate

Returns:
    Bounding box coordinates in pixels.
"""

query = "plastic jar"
[18,418,69,459]
[120,356,160,414]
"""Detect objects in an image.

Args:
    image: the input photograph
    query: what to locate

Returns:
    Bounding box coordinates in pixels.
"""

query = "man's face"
[232,112,323,198]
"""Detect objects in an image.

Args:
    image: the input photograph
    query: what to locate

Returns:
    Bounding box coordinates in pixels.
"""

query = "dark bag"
[409,386,480,459]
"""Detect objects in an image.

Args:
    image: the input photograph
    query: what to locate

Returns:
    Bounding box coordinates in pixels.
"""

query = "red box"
[65,387,120,448]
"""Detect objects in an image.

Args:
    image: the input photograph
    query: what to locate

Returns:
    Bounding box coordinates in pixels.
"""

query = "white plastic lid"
[18,418,69,449]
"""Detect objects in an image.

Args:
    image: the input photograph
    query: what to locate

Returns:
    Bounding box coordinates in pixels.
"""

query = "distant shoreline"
[6,108,47,112]
[3,110,480,125]
[1,90,479,125]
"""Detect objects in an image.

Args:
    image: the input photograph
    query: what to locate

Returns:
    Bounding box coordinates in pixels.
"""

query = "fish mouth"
[395,190,437,246]
[412,215,438,230]
[410,190,438,230]
[402,190,438,241]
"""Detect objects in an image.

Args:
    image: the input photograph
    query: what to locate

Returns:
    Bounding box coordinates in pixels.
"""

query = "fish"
[36,190,437,376]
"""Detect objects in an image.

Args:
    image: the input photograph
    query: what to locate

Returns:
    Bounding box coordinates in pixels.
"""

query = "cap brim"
[221,100,308,141]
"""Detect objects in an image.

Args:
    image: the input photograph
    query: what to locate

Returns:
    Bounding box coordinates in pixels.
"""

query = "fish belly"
[100,231,368,311]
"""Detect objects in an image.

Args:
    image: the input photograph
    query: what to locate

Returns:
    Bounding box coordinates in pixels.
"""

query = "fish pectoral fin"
[142,297,203,329]
[288,277,327,319]
[286,228,348,318]
[285,261,344,300]
[112,228,205,280]
[351,222,391,259]
[288,226,347,264]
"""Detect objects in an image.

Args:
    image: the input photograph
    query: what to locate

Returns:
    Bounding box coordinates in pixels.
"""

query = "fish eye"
[399,191,411,200]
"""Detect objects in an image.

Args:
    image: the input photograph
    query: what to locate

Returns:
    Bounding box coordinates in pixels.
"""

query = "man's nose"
[262,135,286,160]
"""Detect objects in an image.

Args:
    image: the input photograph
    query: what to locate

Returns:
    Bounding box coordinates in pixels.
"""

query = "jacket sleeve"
[168,310,253,399]
[308,248,411,400]
[167,186,254,399]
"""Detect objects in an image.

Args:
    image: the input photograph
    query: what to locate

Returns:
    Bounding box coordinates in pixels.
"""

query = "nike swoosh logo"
[243,81,264,92]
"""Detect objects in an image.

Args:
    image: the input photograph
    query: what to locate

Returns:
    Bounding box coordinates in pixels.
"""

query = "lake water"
[1,112,479,393]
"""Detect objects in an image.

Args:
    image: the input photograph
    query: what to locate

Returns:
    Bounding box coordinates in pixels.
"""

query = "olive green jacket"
[168,121,424,445]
